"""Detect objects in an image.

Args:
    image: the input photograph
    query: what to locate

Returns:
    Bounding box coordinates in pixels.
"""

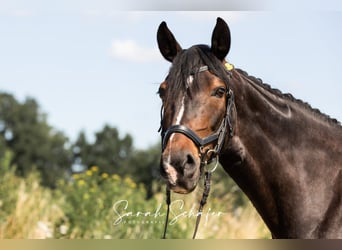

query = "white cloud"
[109,39,161,63]
[11,9,35,17]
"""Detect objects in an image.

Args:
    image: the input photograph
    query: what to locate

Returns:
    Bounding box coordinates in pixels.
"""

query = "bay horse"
[157,17,342,238]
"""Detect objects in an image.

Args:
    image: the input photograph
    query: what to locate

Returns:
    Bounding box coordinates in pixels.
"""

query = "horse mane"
[164,44,341,128]
[235,68,341,127]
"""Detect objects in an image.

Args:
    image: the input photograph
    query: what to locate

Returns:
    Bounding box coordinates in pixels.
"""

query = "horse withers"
[157,17,342,238]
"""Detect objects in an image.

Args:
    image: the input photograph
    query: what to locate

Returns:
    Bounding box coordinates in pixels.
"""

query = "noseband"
[161,87,234,166]
[160,64,234,239]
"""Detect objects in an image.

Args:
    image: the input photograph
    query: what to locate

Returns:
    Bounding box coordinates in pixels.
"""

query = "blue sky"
[0,2,341,149]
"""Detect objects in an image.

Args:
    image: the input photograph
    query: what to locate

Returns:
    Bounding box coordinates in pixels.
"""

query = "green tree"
[72,125,133,176]
[0,134,6,160]
[72,131,90,172]
[72,127,161,198]
[129,143,162,199]
[0,92,72,187]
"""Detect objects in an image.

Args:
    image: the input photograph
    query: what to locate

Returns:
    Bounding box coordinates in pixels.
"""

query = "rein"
[162,163,216,239]
[160,64,234,239]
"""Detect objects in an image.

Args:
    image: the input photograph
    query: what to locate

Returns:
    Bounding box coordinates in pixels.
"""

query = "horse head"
[157,18,235,194]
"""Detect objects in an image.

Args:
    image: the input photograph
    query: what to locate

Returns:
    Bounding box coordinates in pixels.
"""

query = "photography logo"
[112,199,224,226]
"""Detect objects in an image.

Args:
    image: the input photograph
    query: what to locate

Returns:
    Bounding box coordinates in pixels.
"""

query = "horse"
[156,17,342,238]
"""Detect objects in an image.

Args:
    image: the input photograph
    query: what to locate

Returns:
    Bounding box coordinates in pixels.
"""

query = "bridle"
[159,64,235,239]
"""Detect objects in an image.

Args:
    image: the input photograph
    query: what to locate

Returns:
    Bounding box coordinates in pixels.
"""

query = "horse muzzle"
[160,136,202,194]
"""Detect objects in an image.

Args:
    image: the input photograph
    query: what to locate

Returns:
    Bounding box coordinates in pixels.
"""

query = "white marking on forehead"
[165,94,186,174]
[175,95,186,125]
[187,75,194,86]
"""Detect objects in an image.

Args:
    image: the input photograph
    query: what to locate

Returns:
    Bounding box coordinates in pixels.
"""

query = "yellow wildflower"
[101,173,109,179]
[129,182,136,189]
[86,170,92,176]
[83,193,90,200]
[72,174,80,180]
[124,177,137,189]
[112,174,121,181]
[77,179,86,187]
[90,166,99,172]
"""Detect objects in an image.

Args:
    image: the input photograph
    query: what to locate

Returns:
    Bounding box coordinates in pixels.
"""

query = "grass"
[0,153,270,239]
[0,172,64,238]
[165,188,270,239]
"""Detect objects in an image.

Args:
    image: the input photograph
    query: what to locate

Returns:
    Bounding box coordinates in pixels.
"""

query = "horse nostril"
[186,154,195,166]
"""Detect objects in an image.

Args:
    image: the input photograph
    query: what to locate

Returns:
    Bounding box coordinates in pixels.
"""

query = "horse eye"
[213,87,226,98]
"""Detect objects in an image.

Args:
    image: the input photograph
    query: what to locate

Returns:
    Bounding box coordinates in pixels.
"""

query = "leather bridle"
[161,89,234,167]
[160,65,234,169]
[159,64,234,239]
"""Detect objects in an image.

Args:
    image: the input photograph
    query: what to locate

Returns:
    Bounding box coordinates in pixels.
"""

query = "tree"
[128,143,161,199]
[72,126,161,199]
[71,127,162,199]
[0,92,72,187]
[72,125,133,176]
[71,131,90,172]
[0,136,6,160]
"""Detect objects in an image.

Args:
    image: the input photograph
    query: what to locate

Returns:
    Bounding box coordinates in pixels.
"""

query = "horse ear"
[157,21,182,62]
[211,17,231,61]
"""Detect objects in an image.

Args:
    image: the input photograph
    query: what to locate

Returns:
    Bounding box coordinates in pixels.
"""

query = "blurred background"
[0,1,341,239]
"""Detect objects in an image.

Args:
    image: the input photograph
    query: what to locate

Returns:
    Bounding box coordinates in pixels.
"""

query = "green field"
[0,151,270,239]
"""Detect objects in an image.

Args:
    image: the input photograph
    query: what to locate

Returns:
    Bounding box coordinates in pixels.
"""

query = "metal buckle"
[205,154,219,173]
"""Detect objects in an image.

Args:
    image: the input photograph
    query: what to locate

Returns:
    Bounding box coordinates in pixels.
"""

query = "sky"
[0,1,342,149]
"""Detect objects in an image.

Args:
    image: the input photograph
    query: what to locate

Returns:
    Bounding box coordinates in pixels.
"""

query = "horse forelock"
[164,45,231,104]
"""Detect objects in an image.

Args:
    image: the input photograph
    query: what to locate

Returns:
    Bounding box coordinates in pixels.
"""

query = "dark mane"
[164,44,340,128]
[235,68,341,127]
[165,45,231,102]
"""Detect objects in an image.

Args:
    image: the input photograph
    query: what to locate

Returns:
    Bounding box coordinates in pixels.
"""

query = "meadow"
[0,150,270,239]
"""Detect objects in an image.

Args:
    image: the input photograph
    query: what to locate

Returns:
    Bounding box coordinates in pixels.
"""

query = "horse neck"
[220,69,342,238]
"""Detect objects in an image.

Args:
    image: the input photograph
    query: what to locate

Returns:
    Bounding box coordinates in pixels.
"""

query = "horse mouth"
[167,182,197,194]
[160,149,202,194]
[161,170,199,194]
[160,164,200,194]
